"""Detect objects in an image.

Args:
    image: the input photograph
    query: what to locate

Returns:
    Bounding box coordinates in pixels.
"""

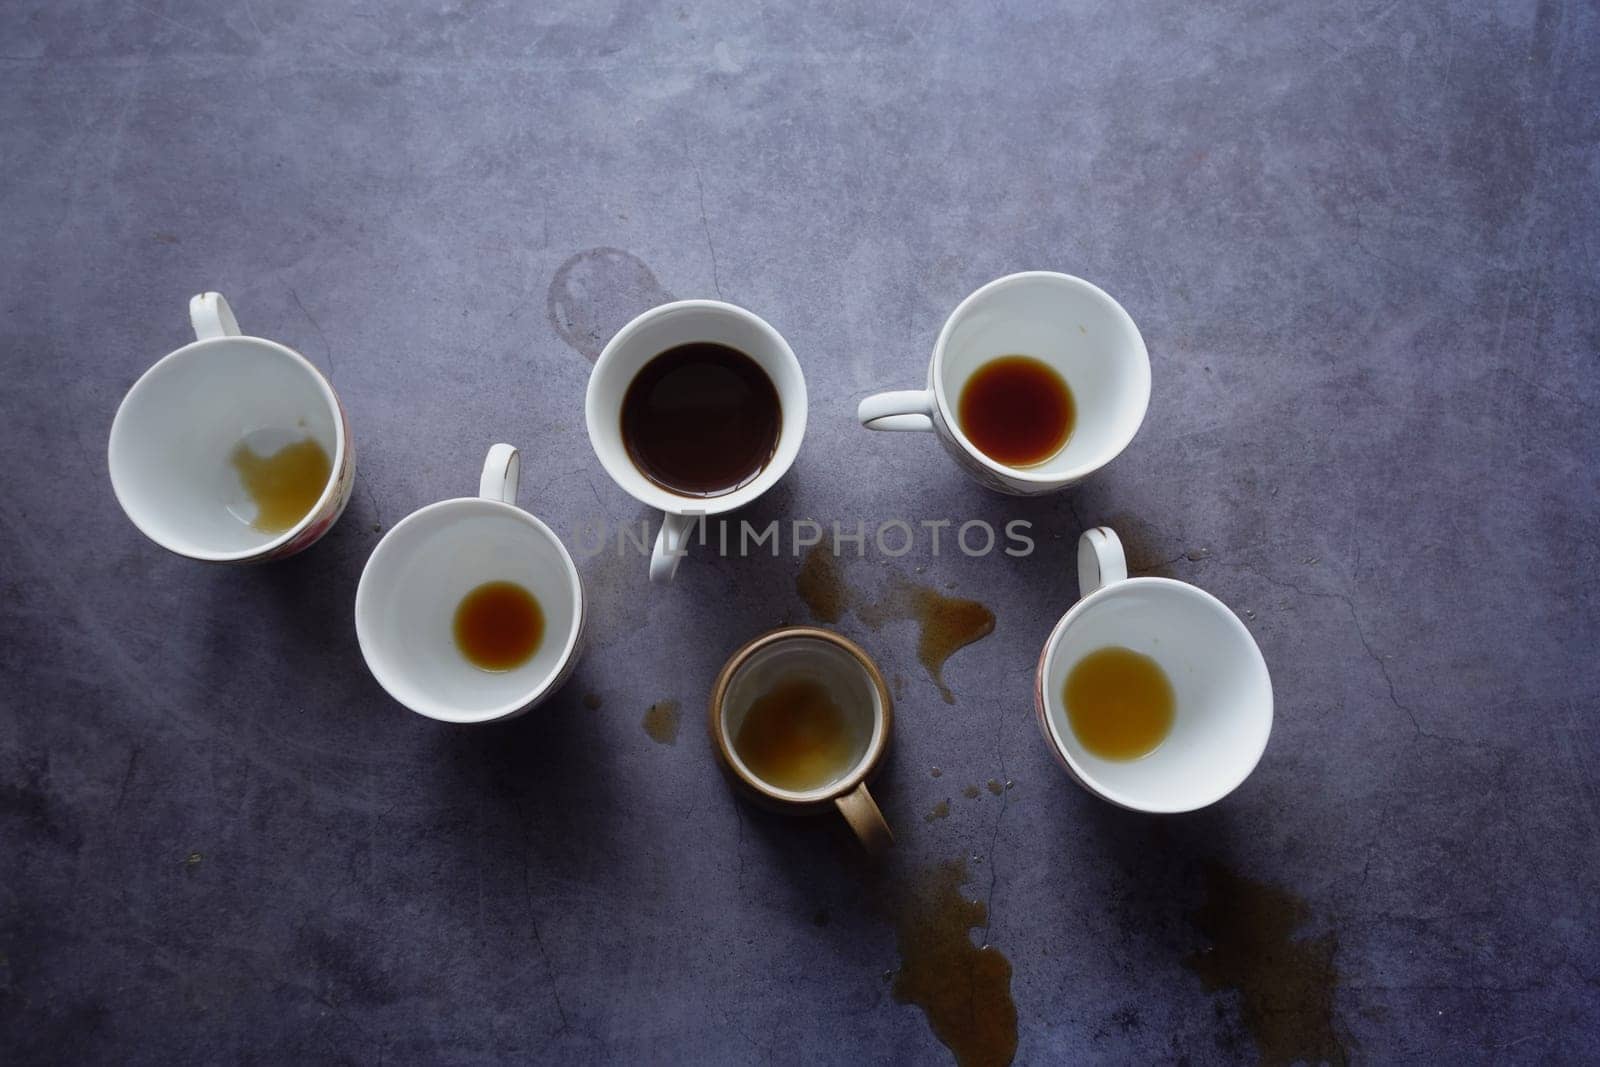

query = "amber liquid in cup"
[1064,645,1174,760]
[733,675,863,792]
[230,437,332,534]
[957,355,1075,467]
[453,581,544,672]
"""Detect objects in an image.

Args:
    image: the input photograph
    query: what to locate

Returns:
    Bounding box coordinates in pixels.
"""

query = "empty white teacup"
[355,445,585,723]
[108,292,355,562]
[857,272,1149,495]
[585,300,807,584]
[1035,527,1272,812]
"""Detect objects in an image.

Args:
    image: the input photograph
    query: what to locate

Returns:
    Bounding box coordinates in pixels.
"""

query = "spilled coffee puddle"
[1185,863,1344,1066]
[892,858,1017,1067]
[641,700,680,745]
[797,548,996,703]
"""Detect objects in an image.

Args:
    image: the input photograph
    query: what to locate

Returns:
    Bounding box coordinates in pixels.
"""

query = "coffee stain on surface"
[547,248,673,361]
[858,575,996,705]
[1185,863,1345,1066]
[641,700,680,746]
[986,779,1003,796]
[794,550,995,703]
[582,693,603,711]
[796,544,847,623]
[924,800,950,823]
[962,784,981,800]
[893,858,1017,1067]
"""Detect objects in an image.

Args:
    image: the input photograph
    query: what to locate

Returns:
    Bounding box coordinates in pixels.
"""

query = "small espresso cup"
[857,272,1149,495]
[709,627,894,854]
[1035,527,1272,812]
[108,292,356,562]
[355,445,585,723]
[586,300,807,584]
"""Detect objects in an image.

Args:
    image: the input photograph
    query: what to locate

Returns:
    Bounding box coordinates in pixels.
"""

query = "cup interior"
[716,634,884,803]
[1040,578,1271,812]
[935,272,1149,481]
[109,337,342,560]
[586,300,807,515]
[355,499,583,723]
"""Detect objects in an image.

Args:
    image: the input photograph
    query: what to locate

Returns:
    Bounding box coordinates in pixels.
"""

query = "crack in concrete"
[981,694,1010,945]
[289,286,336,384]
[514,799,572,1037]
[692,163,723,299]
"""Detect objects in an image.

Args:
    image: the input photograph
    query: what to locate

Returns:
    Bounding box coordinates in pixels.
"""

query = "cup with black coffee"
[585,300,807,583]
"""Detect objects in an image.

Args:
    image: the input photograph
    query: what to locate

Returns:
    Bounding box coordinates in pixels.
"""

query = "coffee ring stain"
[547,247,674,362]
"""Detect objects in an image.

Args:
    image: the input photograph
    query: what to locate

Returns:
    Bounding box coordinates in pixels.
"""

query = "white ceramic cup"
[857,272,1150,495]
[355,445,586,723]
[585,300,807,583]
[1034,527,1272,812]
[108,293,355,562]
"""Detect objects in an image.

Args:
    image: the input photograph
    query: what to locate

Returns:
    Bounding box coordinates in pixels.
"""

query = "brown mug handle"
[834,782,894,855]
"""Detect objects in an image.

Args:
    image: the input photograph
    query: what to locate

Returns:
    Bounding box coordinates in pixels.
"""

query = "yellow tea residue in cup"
[733,676,858,792]
[453,581,544,672]
[1064,646,1175,760]
[230,438,332,534]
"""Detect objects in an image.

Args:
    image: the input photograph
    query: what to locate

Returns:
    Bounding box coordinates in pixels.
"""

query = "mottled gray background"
[2,0,1597,1063]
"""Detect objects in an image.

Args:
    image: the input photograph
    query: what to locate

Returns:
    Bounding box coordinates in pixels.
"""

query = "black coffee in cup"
[620,342,780,496]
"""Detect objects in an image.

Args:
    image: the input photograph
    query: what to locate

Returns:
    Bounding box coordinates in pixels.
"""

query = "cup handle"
[858,389,935,433]
[190,292,241,340]
[834,782,894,855]
[649,512,697,584]
[1077,526,1128,597]
[480,443,521,504]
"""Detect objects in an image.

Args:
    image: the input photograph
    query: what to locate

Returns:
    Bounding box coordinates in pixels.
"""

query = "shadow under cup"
[355,500,582,723]
[938,273,1149,479]
[1038,578,1273,813]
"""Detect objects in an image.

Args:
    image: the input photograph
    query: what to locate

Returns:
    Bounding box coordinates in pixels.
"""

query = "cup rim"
[353,496,585,724]
[108,334,348,563]
[584,299,807,516]
[930,271,1151,485]
[707,626,893,807]
[1035,576,1272,813]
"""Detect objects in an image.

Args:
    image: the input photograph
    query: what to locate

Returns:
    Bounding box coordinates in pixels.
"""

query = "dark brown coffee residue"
[962,784,981,800]
[641,700,680,746]
[986,779,1003,796]
[924,800,950,823]
[582,693,603,710]
[1185,863,1344,1066]
[893,858,1017,1067]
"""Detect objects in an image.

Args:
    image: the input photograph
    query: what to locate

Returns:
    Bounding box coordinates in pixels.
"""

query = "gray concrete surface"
[2,1,1597,1062]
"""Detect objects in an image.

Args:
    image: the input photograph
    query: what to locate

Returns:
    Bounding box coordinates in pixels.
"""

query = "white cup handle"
[858,389,935,432]
[650,512,698,584]
[1078,527,1128,597]
[480,443,521,504]
[190,292,241,340]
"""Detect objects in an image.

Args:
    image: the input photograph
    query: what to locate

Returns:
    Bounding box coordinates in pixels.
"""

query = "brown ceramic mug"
[708,627,895,854]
